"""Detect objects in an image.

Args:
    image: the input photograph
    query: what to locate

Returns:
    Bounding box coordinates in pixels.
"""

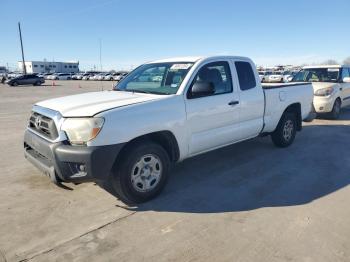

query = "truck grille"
[29,112,58,140]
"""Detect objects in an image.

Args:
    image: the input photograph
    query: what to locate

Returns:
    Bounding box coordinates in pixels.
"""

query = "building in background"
[0,66,7,75]
[17,61,79,74]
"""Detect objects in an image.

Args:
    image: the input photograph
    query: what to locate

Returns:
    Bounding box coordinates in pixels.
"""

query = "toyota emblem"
[34,116,42,129]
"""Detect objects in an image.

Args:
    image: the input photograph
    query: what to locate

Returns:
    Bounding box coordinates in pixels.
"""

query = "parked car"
[264,71,284,83]
[93,73,109,81]
[282,71,293,82]
[82,73,93,80]
[71,73,83,80]
[261,71,272,82]
[47,73,72,80]
[113,72,128,81]
[6,74,45,86]
[291,65,350,119]
[75,73,87,80]
[42,73,54,80]
[7,72,22,79]
[88,74,101,80]
[258,71,265,82]
[23,56,314,203]
[102,73,115,81]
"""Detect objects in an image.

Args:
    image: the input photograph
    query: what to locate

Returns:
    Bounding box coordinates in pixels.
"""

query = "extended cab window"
[235,61,256,91]
[189,61,232,97]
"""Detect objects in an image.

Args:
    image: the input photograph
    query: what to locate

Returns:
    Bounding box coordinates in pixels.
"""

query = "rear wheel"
[328,98,341,120]
[271,112,297,148]
[111,142,170,203]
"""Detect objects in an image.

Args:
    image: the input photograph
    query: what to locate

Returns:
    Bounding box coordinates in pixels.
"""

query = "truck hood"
[310,82,337,92]
[36,91,166,117]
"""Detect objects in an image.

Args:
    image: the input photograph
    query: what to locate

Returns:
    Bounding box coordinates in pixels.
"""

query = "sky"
[1,0,350,71]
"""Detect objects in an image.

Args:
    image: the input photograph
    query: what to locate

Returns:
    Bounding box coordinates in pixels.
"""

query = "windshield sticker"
[328,69,339,72]
[170,64,192,70]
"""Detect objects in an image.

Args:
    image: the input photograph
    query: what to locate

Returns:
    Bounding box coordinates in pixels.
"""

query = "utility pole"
[18,22,26,74]
[99,38,102,72]
[99,38,103,90]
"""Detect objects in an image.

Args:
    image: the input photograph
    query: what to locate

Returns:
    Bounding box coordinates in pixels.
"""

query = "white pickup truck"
[24,56,315,203]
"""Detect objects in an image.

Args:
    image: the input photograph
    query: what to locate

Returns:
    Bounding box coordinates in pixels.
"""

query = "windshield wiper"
[125,89,169,95]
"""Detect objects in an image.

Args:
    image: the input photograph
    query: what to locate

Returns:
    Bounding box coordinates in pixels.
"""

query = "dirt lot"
[0,80,349,262]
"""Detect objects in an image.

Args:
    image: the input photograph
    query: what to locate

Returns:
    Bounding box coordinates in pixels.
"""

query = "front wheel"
[271,112,297,148]
[111,142,170,203]
[328,99,341,120]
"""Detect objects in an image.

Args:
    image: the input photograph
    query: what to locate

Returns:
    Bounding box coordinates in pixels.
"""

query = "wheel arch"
[113,130,180,169]
[283,103,302,131]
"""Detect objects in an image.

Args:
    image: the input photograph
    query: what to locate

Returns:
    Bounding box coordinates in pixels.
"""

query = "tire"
[111,141,170,203]
[328,98,341,120]
[12,81,18,86]
[271,112,297,148]
[33,81,40,86]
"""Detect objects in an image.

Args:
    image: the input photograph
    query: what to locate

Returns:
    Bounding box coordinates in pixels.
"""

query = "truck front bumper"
[24,129,124,184]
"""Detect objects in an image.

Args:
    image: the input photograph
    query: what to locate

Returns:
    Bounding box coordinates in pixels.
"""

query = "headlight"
[61,118,104,145]
[314,87,334,96]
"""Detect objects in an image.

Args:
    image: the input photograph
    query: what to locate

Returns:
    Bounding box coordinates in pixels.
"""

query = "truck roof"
[148,56,252,64]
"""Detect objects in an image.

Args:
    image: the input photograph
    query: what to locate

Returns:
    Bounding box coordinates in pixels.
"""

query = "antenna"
[99,38,102,72]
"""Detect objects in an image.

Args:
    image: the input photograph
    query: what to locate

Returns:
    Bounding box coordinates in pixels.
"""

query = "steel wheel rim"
[131,154,162,192]
[283,120,294,141]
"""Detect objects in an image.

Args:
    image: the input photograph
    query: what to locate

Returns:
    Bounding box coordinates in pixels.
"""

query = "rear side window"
[235,61,256,91]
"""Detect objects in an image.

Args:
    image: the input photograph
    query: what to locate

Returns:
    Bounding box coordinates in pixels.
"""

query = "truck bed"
[262,82,313,133]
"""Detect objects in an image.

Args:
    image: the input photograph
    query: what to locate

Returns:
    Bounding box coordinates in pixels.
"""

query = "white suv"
[291,65,350,119]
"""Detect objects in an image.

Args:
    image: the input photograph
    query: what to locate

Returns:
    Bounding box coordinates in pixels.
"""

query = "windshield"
[292,68,340,83]
[115,62,194,95]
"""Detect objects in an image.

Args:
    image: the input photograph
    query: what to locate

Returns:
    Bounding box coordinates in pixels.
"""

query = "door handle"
[228,100,239,106]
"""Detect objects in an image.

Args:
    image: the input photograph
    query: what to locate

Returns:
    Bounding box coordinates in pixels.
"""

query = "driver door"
[185,61,241,156]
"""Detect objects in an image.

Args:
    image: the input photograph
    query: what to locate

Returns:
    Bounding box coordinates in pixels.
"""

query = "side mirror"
[343,77,350,83]
[189,81,215,98]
